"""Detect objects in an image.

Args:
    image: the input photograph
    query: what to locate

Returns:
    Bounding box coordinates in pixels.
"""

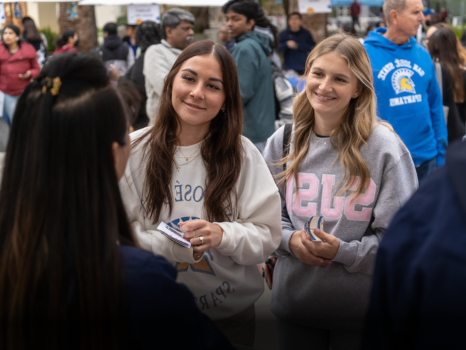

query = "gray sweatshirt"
[263,124,418,331]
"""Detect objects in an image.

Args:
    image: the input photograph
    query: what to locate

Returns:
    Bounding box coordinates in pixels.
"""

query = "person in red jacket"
[0,24,40,127]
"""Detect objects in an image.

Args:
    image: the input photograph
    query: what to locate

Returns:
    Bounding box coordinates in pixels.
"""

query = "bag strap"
[283,123,292,172]
[435,60,443,97]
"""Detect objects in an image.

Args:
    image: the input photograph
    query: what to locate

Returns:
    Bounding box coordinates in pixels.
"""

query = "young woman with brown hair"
[263,34,418,350]
[427,27,466,141]
[120,40,282,347]
[0,53,233,350]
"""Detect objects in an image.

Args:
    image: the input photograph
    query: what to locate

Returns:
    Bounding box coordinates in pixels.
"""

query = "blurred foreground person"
[362,140,466,350]
[263,34,417,350]
[0,53,234,350]
[120,40,281,347]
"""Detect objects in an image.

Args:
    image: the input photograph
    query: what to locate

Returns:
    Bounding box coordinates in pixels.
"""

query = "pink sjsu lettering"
[286,173,376,221]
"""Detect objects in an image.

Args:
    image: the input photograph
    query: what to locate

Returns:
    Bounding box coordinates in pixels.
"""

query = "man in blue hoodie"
[364,0,447,182]
[222,0,275,152]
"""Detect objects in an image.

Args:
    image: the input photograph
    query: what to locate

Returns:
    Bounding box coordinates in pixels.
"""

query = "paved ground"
[254,280,279,350]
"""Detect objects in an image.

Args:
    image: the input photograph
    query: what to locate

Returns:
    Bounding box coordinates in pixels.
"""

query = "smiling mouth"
[314,92,336,100]
[183,101,206,110]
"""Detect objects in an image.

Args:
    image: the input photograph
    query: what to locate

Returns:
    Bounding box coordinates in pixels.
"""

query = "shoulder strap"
[282,123,292,172]
[435,60,443,97]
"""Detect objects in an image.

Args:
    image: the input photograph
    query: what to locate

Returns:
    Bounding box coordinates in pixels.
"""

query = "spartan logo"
[391,68,416,94]
[170,217,216,276]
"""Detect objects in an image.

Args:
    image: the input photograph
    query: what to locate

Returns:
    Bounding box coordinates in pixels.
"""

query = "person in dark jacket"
[278,12,315,75]
[0,24,40,127]
[0,53,235,350]
[97,22,134,76]
[362,139,466,350]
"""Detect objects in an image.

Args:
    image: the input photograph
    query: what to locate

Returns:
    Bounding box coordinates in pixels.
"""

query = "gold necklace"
[316,139,328,145]
[173,149,201,171]
[176,147,201,162]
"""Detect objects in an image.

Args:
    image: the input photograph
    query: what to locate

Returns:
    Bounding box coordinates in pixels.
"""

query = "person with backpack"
[97,22,134,76]
[263,34,418,350]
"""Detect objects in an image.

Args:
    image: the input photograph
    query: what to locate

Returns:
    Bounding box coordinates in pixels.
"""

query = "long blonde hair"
[278,34,392,199]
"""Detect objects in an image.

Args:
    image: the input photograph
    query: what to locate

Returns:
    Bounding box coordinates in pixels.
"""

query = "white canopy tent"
[79,0,228,6]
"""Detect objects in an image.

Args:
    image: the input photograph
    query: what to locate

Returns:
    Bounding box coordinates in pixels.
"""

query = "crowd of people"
[0,0,466,348]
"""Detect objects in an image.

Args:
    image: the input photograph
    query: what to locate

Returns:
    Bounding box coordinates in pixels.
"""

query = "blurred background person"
[219,25,235,51]
[143,8,194,125]
[53,29,78,55]
[254,5,281,69]
[0,53,235,350]
[21,16,47,67]
[0,24,40,129]
[96,22,134,76]
[278,12,315,76]
[110,21,162,131]
[350,0,361,31]
[123,24,139,57]
[428,27,466,141]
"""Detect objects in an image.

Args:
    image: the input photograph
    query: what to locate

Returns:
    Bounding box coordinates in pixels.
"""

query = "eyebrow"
[181,68,224,84]
[311,67,351,80]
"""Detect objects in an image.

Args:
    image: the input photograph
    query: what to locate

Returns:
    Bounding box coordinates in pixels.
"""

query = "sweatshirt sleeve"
[332,151,418,275]
[427,63,448,167]
[214,139,282,265]
[119,157,201,265]
[262,127,295,257]
[231,43,259,105]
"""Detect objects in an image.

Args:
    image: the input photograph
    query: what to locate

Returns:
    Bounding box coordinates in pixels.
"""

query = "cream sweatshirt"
[119,128,282,320]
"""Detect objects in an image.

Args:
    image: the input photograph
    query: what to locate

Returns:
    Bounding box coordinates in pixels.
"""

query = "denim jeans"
[416,157,436,183]
[2,94,19,127]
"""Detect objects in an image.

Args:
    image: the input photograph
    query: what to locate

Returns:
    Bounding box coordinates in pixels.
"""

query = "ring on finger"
[199,236,204,245]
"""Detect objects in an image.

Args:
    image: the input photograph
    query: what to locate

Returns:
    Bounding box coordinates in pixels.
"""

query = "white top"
[119,128,282,320]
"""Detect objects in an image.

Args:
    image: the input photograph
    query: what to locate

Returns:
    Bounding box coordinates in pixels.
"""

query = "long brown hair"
[428,27,465,103]
[278,34,394,199]
[136,40,243,223]
[0,54,136,350]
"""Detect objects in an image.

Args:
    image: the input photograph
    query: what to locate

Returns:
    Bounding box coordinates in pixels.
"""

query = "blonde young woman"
[263,34,418,350]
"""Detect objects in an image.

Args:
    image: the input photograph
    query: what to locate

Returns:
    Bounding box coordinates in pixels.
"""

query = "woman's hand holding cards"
[179,219,224,260]
[301,228,340,261]
[290,230,332,267]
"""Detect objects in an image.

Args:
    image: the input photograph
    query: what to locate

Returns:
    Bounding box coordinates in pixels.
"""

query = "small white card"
[157,222,191,248]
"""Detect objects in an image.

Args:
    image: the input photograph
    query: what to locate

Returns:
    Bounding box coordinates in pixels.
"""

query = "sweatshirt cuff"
[172,242,199,264]
[214,222,231,254]
[281,229,296,255]
[332,239,357,267]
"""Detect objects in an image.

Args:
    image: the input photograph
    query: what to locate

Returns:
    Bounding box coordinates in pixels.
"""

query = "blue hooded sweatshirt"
[364,28,447,167]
